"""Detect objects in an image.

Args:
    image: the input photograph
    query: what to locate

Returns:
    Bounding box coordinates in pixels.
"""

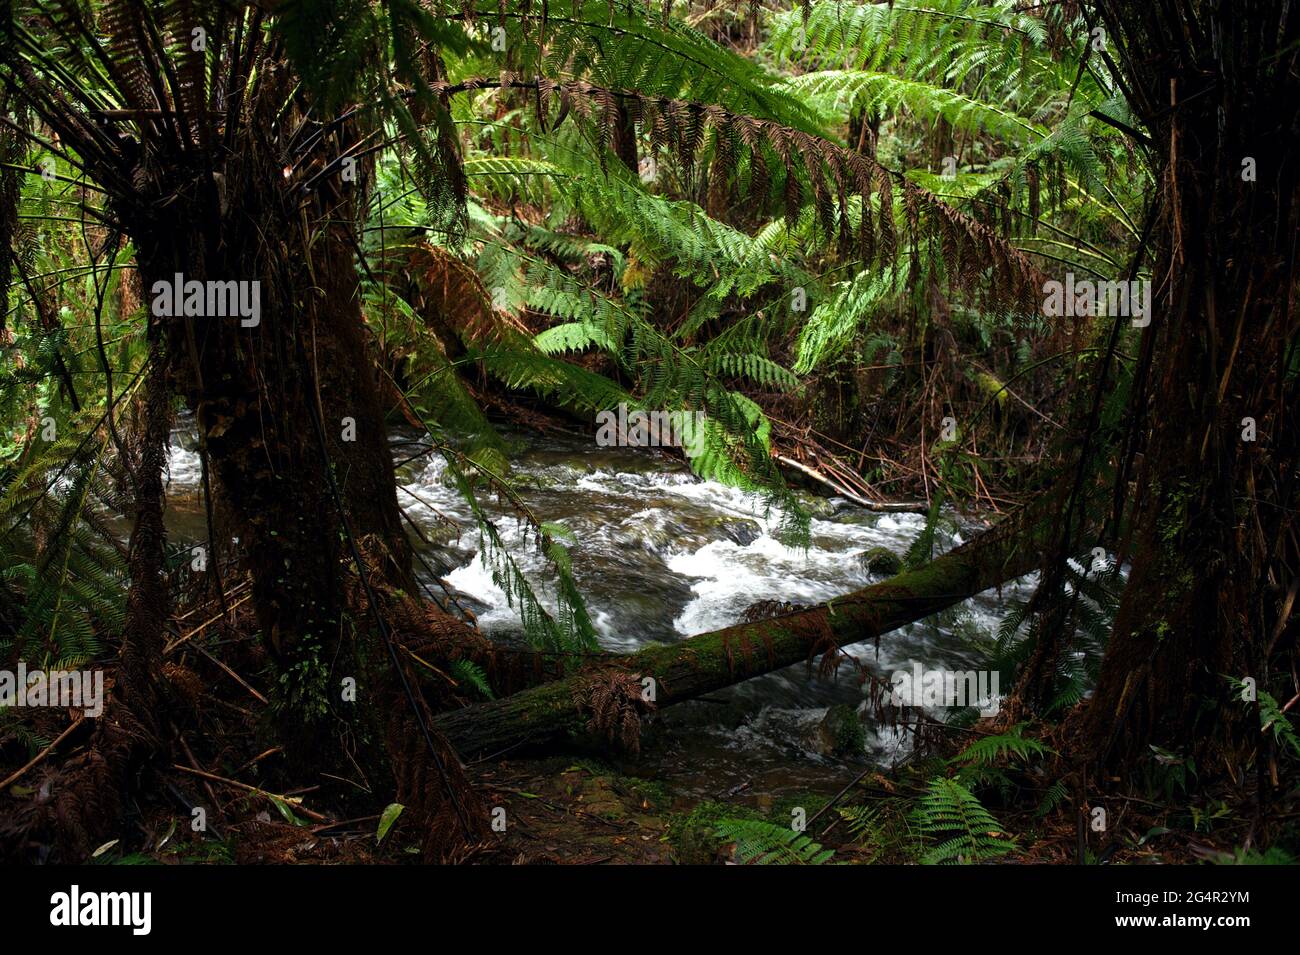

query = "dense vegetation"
[0,0,1296,866]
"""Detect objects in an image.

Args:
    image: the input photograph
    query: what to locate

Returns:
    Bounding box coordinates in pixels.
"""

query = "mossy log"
[435,499,1054,757]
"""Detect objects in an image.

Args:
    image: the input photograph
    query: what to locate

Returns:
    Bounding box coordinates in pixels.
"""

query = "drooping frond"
[0,424,127,668]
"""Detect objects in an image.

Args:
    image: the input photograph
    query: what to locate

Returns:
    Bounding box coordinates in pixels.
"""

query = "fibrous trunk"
[122,90,487,855]
[1080,1,1300,775]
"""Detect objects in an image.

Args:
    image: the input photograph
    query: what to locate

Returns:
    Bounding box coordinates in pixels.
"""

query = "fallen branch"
[0,717,85,792]
[775,454,929,513]
[171,764,331,823]
[436,495,1055,756]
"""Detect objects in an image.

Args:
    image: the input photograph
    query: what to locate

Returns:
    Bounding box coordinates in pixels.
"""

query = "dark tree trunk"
[1080,2,1300,773]
[119,80,488,856]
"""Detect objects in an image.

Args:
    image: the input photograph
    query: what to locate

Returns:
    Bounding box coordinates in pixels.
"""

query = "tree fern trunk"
[1079,1,1300,775]
[123,99,487,856]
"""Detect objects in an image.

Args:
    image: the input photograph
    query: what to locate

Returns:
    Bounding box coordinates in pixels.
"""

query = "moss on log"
[435,501,1049,757]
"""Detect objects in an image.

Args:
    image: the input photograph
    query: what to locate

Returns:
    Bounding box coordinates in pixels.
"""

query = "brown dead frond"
[573,670,653,754]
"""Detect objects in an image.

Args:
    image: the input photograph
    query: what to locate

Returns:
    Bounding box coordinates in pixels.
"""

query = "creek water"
[164,424,1034,803]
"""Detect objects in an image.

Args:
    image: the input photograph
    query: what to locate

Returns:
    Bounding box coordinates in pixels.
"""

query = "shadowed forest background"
[0,0,1297,866]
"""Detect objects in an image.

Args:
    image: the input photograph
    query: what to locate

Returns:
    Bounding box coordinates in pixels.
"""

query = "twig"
[191,644,269,704]
[310,814,380,834]
[0,717,85,792]
[164,593,253,655]
[807,765,875,831]
[235,747,283,775]
[171,764,331,823]
[775,455,928,512]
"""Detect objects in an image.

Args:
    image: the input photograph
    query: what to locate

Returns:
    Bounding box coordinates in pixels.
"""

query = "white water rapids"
[164,425,1036,783]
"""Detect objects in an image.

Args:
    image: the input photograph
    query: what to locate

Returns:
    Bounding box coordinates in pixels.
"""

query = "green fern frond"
[951,723,1054,768]
[913,777,1015,864]
[714,818,834,865]
[449,658,495,700]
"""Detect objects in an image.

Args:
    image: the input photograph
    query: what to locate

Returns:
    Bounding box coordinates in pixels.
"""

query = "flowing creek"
[163,423,1036,805]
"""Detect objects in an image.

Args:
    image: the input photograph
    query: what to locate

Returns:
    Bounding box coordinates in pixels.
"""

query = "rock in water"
[858,546,902,577]
[814,703,866,757]
[713,517,762,546]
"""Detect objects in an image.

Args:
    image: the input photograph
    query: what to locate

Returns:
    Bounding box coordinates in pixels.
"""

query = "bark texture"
[1079,2,1300,771]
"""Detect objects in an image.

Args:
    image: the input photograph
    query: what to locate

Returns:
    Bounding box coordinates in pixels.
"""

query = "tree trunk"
[436,496,1057,756]
[119,79,488,855]
[1079,2,1300,773]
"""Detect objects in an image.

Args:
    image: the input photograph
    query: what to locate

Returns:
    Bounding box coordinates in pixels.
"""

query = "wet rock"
[713,517,762,546]
[813,703,866,758]
[858,546,902,577]
[793,492,839,518]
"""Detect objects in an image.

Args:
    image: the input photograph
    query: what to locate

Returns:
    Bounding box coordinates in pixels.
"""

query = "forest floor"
[6,602,1286,865]
[24,736,1261,865]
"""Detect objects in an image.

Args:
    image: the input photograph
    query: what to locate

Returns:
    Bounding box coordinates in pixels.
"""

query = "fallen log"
[436,496,1056,757]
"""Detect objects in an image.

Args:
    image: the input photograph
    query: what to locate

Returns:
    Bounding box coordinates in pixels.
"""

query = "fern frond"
[714,818,834,865]
[913,777,1015,864]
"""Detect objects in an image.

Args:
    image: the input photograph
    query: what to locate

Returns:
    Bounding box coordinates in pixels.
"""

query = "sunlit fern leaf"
[790,70,1044,146]
[704,352,799,393]
[793,265,899,373]
[533,320,620,356]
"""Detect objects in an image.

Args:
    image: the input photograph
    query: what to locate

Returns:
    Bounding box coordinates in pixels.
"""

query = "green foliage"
[1035,779,1069,818]
[449,658,495,700]
[836,802,914,863]
[902,490,947,571]
[666,800,759,864]
[376,803,405,844]
[1210,846,1297,866]
[948,723,1054,794]
[441,449,600,659]
[1227,677,1300,759]
[952,723,1053,769]
[0,428,126,668]
[913,777,1015,864]
[713,818,835,865]
[1258,690,1300,759]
